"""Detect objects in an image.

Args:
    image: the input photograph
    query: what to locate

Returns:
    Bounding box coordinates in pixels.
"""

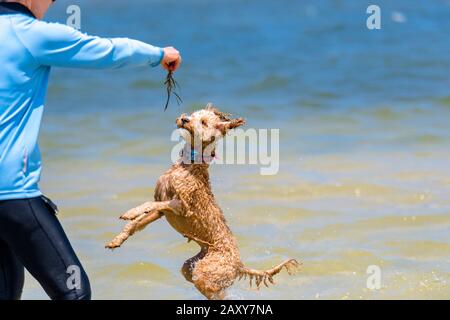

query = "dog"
[106,104,300,299]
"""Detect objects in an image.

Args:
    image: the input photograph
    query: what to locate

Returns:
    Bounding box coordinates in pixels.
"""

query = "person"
[0,0,181,300]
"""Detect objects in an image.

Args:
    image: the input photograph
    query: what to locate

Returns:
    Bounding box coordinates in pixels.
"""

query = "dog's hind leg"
[105,211,163,249]
[120,200,180,220]
[191,253,237,300]
[193,273,227,300]
[181,250,207,283]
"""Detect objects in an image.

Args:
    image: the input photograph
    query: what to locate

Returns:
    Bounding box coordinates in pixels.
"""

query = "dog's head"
[176,103,245,147]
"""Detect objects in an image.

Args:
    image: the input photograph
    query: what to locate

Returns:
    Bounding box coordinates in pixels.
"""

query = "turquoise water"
[22,0,450,299]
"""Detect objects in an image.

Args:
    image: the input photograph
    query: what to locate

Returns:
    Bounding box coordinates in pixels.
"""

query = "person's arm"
[14,19,164,69]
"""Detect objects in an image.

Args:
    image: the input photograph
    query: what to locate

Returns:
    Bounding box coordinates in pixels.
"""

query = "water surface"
[22,0,450,299]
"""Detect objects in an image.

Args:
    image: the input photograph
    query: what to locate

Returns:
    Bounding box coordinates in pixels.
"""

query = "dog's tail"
[237,259,301,289]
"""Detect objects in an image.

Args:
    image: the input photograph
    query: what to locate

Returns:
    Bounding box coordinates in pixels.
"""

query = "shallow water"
[22,0,450,299]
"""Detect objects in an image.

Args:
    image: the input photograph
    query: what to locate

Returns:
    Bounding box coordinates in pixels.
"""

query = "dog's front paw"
[120,205,148,220]
[119,207,138,220]
[105,240,122,250]
[119,211,134,220]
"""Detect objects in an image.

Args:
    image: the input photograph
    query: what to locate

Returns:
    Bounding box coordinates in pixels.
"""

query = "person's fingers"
[170,58,181,71]
[163,60,178,72]
[164,58,181,72]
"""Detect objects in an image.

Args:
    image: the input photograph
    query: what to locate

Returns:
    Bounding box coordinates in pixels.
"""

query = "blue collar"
[181,149,214,163]
[0,2,36,19]
[190,149,199,161]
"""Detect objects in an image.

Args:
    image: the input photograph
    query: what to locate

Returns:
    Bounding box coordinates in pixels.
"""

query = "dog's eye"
[201,119,208,127]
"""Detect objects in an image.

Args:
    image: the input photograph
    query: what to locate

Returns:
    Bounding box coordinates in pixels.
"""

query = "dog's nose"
[181,118,190,125]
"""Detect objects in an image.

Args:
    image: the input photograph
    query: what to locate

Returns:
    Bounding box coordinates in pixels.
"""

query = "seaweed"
[164,65,182,111]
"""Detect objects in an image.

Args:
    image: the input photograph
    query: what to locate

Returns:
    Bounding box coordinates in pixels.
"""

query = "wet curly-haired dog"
[106,104,300,299]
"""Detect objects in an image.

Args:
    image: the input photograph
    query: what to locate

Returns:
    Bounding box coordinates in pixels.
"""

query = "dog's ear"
[215,118,246,134]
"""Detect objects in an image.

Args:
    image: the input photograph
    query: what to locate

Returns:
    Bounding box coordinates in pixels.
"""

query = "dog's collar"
[181,149,215,164]
[191,149,200,161]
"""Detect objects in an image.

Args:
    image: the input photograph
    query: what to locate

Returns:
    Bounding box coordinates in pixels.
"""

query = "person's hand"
[161,47,182,72]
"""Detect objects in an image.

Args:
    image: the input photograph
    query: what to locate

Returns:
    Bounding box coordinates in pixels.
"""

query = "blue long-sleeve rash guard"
[0,4,164,200]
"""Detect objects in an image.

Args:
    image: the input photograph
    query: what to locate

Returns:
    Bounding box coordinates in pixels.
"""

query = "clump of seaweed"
[164,64,182,111]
